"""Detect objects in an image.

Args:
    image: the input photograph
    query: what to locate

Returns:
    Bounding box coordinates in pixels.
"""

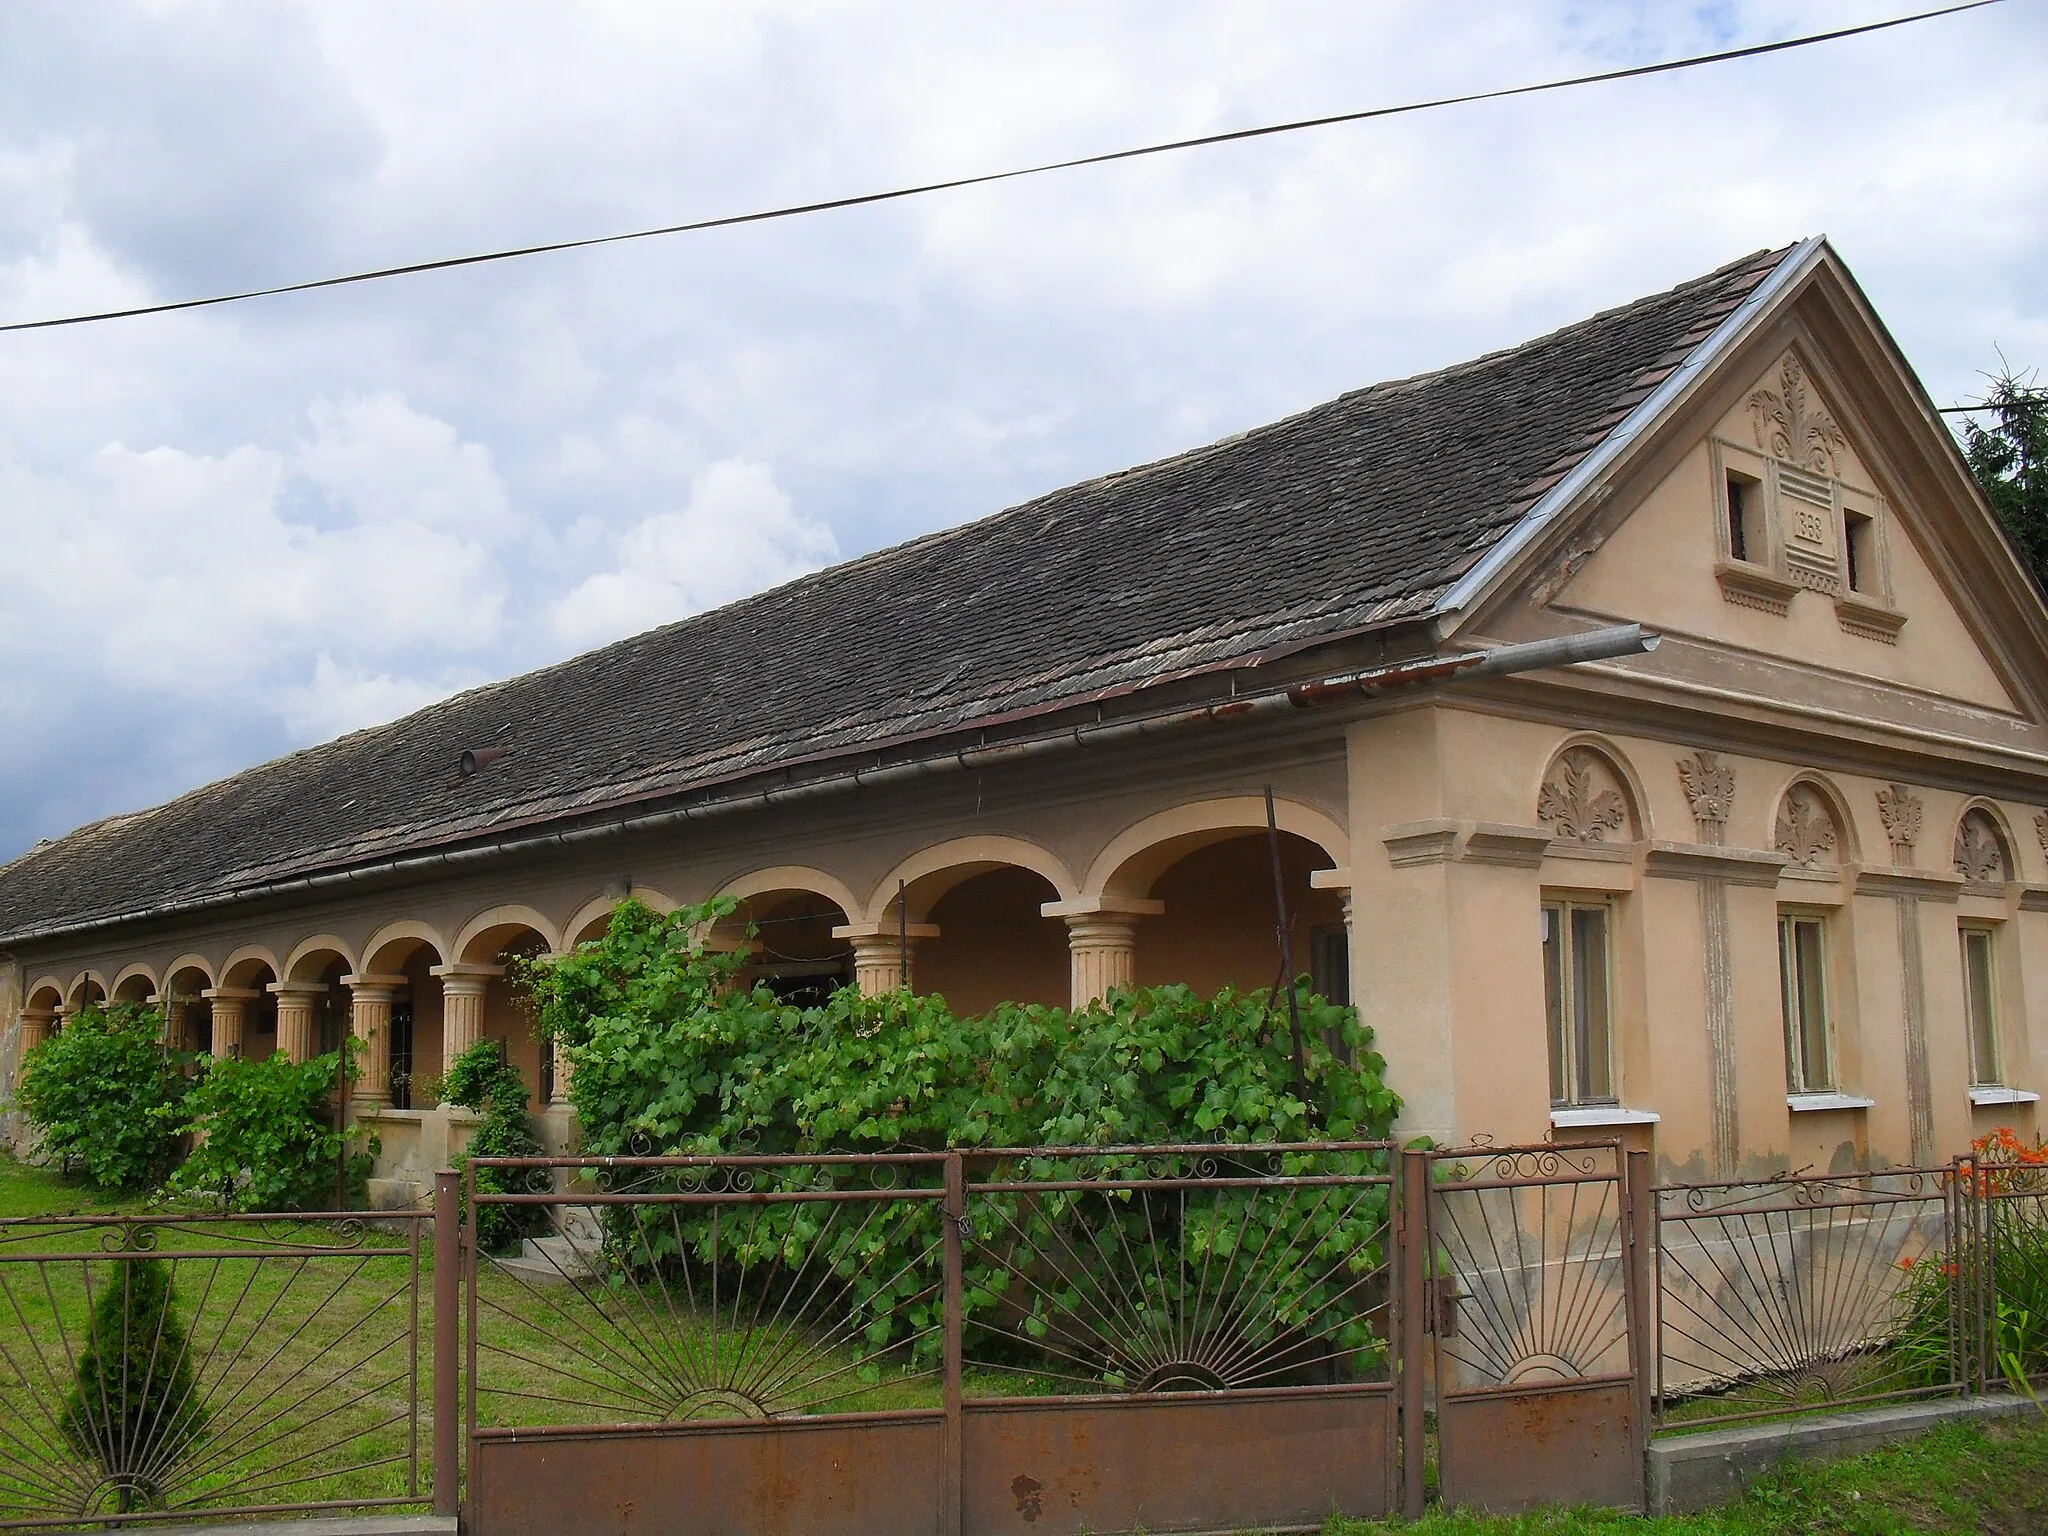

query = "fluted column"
[150,991,196,1051]
[548,1036,574,1109]
[429,964,501,1075]
[268,981,327,1064]
[1064,917,1139,1005]
[832,923,941,996]
[18,1006,57,1067]
[1041,897,1164,1008]
[341,973,406,1108]
[201,987,258,1059]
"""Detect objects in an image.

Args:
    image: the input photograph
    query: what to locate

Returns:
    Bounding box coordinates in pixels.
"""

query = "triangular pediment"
[1479,248,2048,733]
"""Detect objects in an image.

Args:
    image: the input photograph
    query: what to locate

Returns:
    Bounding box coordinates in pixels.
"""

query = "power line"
[0,0,2002,336]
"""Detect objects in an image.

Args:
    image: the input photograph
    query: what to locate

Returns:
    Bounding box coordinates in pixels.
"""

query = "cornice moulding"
[1854,867,1965,902]
[1642,842,1788,886]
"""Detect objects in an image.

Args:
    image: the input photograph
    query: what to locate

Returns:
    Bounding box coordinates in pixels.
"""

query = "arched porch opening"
[20,980,64,1064]
[359,925,448,1111]
[215,951,280,1061]
[1132,831,1346,999]
[714,888,855,1008]
[160,959,215,1053]
[917,868,1068,1014]
[449,908,559,1110]
[64,972,108,1015]
[566,886,679,950]
[110,965,157,1006]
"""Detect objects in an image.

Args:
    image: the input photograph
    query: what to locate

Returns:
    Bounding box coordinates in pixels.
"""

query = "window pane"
[1573,906,1613,1102]
[1543,906,1566,1105]
[1795,919,1831,1090]
[1779,917,1804,1091]
[1964,929,1999,1086]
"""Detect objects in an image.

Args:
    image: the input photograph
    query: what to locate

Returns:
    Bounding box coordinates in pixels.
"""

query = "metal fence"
[463,1144,1402,1536]
[7,1142,2048,1533]
[0,1210,438,1529]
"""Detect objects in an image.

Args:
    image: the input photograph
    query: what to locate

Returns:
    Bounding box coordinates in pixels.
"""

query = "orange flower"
[1899,1255,1918,1271]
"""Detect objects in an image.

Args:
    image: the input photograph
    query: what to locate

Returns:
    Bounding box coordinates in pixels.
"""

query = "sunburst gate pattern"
[466,1146,1395,1433]
[1654,1170,1956,1425]
[1426,1146,1635,1393]
[0,1214,427,1524]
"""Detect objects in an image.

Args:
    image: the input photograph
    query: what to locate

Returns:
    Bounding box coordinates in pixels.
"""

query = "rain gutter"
[0,624,1658,950]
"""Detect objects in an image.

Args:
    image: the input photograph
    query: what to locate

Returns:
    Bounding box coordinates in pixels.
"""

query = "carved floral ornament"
[1774,783,1841,869]
[1876,783,1923,864]
[1954,809,2010,884]
[1677,751,1735,843]
[1750,353,1847,477]
[1537,748,1632,843]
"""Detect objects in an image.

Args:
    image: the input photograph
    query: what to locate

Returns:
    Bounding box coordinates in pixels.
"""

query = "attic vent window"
[1725,471,1761,563]
[458,747,507,780]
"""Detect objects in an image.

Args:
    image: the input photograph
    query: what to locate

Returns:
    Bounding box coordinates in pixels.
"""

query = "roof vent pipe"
[458,747,507,779]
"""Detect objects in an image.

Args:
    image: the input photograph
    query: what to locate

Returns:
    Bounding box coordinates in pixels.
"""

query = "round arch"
[65,970,109,1008]
[1953,798,2019,883]
[1767,772,1862,867]
[862,837,1080,925]
[714,866,862,925]
[26,976,66,1012]
[219,946,282,989]
[360,921,448,974]
[160,954,217,992]
[1084,796,1348,904]
[1533,734,1652,842]
[454,906,563,965]
[565,886,680,949]
[283,935,358,983]
[110,963,159,1003]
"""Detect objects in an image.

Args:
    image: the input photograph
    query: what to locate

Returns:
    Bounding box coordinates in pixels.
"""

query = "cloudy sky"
[0,0,2042,866]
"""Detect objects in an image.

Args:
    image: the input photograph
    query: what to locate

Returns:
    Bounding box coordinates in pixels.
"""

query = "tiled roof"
[0,244,1794,943]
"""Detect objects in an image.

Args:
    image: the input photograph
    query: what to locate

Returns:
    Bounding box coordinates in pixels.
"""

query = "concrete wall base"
[139,1517,453,1536]
[1648,1393,2041,1515]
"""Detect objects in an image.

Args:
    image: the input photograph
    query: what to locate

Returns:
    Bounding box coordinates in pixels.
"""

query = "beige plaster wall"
[1352,702,2048,1176]
[1560,366,2019,712]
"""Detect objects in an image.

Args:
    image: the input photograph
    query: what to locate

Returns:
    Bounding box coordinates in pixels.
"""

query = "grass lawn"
[1328,1417,2048,1535]
[0,1153,155,1218]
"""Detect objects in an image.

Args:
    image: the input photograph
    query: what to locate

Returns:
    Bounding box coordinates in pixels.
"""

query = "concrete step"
[496,1229,604,1284]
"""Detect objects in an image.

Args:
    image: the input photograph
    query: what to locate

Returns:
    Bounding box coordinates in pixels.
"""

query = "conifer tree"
[60,1256,209,1512]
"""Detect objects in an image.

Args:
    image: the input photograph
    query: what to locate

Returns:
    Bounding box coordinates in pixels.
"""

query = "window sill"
[1550,1106,1661,1128]
[1969,1086,2042,1107]
[1787,1091,1875,1113]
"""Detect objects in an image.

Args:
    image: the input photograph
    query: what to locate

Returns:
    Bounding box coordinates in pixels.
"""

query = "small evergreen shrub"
[61,1255,209,1512]
[442,1039,545,1254]
[170,1049,371,1212]
[15,1003,189,1191]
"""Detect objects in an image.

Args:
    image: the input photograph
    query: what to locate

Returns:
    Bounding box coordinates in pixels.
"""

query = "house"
[4,237,2042,1195]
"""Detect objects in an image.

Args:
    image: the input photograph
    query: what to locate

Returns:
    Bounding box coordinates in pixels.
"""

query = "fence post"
[433,1169,460,1519]
[942,1152,964,1536]
[1399,1148,1429,1522]
[1625,1149,1654,1458]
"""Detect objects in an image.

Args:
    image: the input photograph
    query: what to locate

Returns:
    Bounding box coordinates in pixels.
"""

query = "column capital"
[831,922,942,943]
[22,1004,60,1022]
[267,979,331,999]
[340,972,409,997]
[1039,896,1164,920]
[201,986,261,1003]
[429,963,503,999]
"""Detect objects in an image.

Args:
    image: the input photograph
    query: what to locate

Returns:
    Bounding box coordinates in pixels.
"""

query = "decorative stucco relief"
[1876,784,1923,865]
[1750,353,1846,476]
[1774,784,1840,868]
[1538,749,1631,843]
[1954,809,2009,884]
[1677,751,1735,844]
[2035,810,2048,867]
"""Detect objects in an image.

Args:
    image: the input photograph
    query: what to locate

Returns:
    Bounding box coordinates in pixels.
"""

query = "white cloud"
[548,459,837,650]
[0,0,2042,861]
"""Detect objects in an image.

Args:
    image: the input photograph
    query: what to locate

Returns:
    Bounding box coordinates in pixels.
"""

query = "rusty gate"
[459,1141,1645,1534]
[1408,1142,1650,1517]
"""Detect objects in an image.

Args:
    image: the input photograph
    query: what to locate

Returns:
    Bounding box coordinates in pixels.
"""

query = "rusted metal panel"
[1438,1381,1639,1514]
[471,1413,943,1536]
[960,1388,1395,1534]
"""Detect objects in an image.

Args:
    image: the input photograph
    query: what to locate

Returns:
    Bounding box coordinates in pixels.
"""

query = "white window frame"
[1779,911,1836,1094]
[1543,898,1617,1109]
[1961,923,2003,1089]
